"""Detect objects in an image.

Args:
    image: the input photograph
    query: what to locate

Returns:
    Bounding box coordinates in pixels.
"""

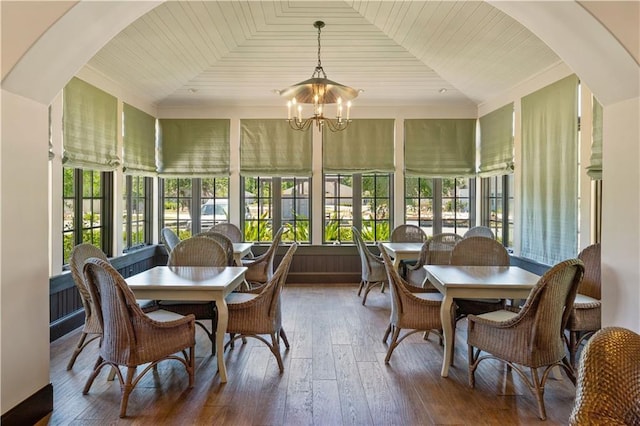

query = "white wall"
[1,90,51,411]
[601,97,640,330]
[0,0,638,418]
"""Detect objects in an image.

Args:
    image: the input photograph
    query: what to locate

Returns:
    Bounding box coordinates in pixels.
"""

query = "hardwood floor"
[41,285,577,425]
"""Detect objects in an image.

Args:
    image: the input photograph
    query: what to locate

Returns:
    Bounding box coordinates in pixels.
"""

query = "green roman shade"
[520,74,579,265]
[478,103,514,177]
[323,119,394,173]
[404,119,476,177]
[240,119,312,176]
[587,97,603,180]
[123,103,157,176]
[62,77,120,170]
[158,119,230,177]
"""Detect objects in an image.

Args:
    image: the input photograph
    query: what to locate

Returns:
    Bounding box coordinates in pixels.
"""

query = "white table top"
[127,266,247,295]
[424,265,540,290]
[380,241,424,255]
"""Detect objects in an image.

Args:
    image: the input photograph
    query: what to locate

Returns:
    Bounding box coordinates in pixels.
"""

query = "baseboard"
[1,383,53,426]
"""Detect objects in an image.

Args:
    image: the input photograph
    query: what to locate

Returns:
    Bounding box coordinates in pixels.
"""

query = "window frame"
[123,175,153,252]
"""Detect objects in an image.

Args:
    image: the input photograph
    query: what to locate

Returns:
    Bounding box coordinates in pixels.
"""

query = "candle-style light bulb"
[287,100,292,120]
[297,105,302,123]
[346,101,352,121]
[337,97,343,119]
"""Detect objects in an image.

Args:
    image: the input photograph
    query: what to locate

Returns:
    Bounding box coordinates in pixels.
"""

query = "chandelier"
[279,21,359,132]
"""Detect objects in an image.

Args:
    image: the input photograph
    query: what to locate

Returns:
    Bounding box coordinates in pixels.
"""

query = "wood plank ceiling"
[86,1,561,109]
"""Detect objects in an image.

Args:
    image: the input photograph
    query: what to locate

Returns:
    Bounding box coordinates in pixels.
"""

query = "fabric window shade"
[158,119,229,177]
[123,103,157,176]
[520,74,579,265]
[323,119,394,173]
[479,103,514,177]
[62,77,119,170]
[240,119,312,176]
[404,119,476,177]
[587,98,603,180]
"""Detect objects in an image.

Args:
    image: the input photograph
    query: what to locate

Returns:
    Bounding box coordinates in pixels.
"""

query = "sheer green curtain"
[520,74,579,265]
[158,119,229,176]
[404,119,476,177]
[587,97,603,180]
[479,103,514,177]
[240,119,312,176]
[123,103,156,175]
[323,119,394,173]
[62,77,120,170]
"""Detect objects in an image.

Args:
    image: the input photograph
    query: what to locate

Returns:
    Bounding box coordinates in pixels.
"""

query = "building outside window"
[243,176,310,243]
[62,168,113,264]
[123,175,152,251]
[324,173,392,244]
[404,177,474,237]
[160,177,230,239]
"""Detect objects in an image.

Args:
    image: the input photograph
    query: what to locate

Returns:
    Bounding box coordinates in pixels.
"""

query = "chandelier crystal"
[279,21,358,132]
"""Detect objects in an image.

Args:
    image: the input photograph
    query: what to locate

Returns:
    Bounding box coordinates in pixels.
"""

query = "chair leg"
[468,345,478,388]
[568,330,579,367]
[357,279,365,296]
[187,345,195,388]
[280,328,290,349]
[383,324,392,343]
[384,326,402,364]
[530,367,547,421]
[119,366,136,418]
[67,332,89,370]
[270,333,285,373]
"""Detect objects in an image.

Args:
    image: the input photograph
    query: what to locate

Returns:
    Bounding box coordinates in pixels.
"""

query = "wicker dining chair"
[82,258,195,418]
[450,236,510,319]
[428,233,463,265]
[379,244,448,364]
[197,231,235,266]
[158,236,228,354]
[161,227,181,252]
[569,327,640,425]
[463,226,495,239]
[352,226,387,306]
[404,240,431,288]
[208,222,243,243]
[241,226,284,290]
[390,224,428,276]
[565,243,601,367]
[225,243,297,372]
[467,258,584,420]
[66,243,110,370]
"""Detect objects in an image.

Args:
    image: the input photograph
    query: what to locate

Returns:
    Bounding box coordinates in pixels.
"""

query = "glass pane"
[324,174,353,243]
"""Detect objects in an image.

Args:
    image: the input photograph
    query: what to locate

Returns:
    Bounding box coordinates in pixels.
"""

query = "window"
[243,176,310,243]
[123,175,152,251]
[63,168,113,264]
[160,177,230,239]
[404,177,475,237]
[324,173,392,243]
[482,174,514,247]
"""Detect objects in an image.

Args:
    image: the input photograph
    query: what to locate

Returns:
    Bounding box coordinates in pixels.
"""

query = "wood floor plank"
[41,285,577,425]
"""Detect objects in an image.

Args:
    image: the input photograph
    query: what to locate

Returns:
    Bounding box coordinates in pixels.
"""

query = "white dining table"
[424,265,541,377]
[380,242,424,271]
[232,242,253,265]
[126,265,247,383]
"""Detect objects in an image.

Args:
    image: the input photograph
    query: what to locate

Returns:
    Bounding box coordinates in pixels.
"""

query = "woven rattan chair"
[569,327,640,425]
[82,258,195,418]
[565,243,601,367]
[352,226,387,305]
[450,236,510,319]
[463,226,495,239]
[391,224,428,243]
[197,231,235,266]
[404,240,431,288]
[161,227,181,252]
[225,243,297,372]
[159,236,228,354]
[208,222,243,243]
[66,243,109,370]
[241,226,284,290]
[379,244,448,364]
[391,224,428,276]
[467,258,584,420]
[428,233,463,265]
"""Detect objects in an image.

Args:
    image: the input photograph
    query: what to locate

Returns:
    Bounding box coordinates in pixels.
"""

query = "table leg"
[440,294,454,377]
[215,295,229,383]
